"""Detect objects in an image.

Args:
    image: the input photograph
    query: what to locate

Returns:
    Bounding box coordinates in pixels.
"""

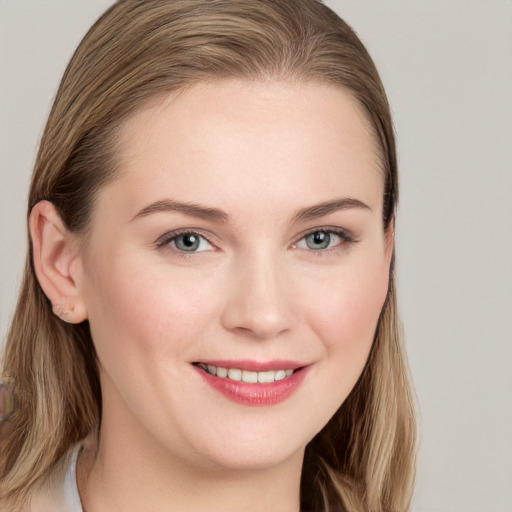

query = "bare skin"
[31,80,392,512]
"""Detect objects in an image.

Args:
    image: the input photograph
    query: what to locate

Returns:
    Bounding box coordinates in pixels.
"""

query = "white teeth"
[258,371,275,383]
[199,364,296,383]
[216,367,228,378]
[242,370,258,383]
[274,370,286,381]
[227,368,242,381]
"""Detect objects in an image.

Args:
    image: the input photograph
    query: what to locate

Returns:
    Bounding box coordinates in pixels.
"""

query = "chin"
[165,409,321,475]
[196,440,305,474]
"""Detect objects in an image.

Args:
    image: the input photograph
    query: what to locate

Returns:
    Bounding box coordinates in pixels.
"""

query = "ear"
[29,201,88,323]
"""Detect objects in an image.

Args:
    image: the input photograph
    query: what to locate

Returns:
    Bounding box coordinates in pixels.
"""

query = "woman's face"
[76,80,392,472]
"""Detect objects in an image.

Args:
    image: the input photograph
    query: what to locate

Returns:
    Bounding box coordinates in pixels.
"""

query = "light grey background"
[1,2,511,511]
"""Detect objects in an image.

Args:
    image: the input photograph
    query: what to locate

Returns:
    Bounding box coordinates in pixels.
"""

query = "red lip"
[193,362,310,406]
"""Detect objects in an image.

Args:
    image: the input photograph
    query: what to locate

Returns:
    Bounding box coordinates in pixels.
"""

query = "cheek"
[290,255,390,436]
[83,258,219,363]
[305,257,389,360]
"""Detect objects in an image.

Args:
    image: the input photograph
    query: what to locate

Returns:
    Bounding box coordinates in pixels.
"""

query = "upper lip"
[193,359,307,372]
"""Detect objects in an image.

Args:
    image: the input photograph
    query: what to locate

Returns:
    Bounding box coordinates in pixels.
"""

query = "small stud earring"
[52,303,75,323]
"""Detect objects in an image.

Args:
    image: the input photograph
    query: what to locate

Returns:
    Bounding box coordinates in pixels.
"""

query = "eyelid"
[291,226,356,251]
[155,228,216,252]
[154,226,355,253]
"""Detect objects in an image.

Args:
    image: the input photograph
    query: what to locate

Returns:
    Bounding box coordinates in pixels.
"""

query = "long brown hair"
[0,1,416,510]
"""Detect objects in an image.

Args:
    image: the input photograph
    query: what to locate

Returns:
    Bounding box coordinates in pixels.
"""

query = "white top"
[61,445,83,511]
[29,444,83,512]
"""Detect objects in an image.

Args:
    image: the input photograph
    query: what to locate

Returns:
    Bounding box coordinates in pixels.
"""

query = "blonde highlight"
[1,1,416,510]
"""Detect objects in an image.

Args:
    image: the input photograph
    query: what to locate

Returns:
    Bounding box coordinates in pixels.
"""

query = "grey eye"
[172,233,209,252]
[295,229,350,252]
[305,231,332,250]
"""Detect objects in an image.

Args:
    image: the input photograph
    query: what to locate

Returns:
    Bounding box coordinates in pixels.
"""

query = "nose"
[220,252,297,340]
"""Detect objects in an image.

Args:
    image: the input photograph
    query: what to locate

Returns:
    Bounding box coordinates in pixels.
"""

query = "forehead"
[105,80,384,220]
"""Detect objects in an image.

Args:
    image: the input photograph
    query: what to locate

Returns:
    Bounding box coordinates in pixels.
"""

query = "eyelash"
[155,227,356,256]
[291,227,356,255]
[155,229,214,256]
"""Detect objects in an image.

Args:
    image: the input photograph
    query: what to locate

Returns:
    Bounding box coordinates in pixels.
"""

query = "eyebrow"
[132,196,371,224]
[291,197,371,223]
[131,199,230,223]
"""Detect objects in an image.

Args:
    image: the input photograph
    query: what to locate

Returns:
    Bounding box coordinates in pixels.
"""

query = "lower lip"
[194,365,309,406]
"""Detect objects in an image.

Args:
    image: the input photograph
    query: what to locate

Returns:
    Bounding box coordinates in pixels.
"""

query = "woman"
[0,1,416,511]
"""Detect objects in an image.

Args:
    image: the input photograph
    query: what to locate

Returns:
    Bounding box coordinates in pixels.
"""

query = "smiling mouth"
[194,363,298,384]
